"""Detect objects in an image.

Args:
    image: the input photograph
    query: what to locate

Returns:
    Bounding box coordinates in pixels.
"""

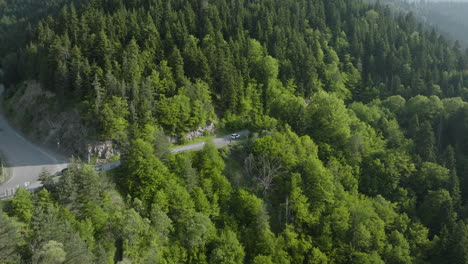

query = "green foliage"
[209,230,245,264]
[416,162,450,195]
[300,157,334,219]
[178,212,215,249]
[4,0,468,262]
[304,91,351,150]
[35,240,67,264]
[233,190,276,259]
[29,205,93,264]
[0,212,20,263]
[152,126,172,163]
[54,161,103,212]
[100,96,129,141]
[351,251,384,264]
[11,187,34,223]
[383,231,412,264]
[122,139,170,204]
[252,255,274,264]
[419,189,454,235]
[157,94,191,135]
[359,151,415,198]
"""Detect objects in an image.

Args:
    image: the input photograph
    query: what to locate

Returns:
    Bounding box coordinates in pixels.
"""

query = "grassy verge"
[170,134,217,148]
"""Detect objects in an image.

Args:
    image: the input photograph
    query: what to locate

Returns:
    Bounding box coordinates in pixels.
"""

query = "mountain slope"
[1,0,468,263]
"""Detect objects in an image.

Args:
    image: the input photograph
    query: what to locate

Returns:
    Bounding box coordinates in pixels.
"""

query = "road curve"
[0,84,68,197]
[0,80,248,198]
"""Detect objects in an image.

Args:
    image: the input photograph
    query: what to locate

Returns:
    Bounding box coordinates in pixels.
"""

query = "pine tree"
[415,121,436,162]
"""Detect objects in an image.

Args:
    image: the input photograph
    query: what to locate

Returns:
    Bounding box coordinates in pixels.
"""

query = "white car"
[231,133,240,140]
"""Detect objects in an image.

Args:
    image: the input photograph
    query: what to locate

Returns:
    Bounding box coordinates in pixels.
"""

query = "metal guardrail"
[0,182,38,200]
[0,160,122,200]
[0,130,239,200]
[94,161,121,171]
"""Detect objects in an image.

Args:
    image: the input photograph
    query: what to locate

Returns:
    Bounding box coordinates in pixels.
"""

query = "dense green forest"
[2,0,468,263]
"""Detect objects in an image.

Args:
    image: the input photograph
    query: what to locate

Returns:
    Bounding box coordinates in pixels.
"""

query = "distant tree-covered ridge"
[380,0,468,45]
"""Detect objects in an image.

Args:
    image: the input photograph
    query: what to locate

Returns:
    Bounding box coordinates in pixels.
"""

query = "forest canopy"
[2,0,468,263]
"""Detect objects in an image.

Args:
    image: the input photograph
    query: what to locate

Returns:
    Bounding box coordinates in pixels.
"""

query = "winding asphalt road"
[0,84,68,197]
[98,131,250,171]
[171,130,250,153]
[0,81,249,198]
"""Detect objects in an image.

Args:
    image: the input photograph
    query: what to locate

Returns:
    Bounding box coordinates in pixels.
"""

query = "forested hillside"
[2,0,468,263]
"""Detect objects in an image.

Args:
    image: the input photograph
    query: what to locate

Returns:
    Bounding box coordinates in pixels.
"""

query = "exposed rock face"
[88,140,120,163]
[39,108,91,155]
[182,122,216,141]
[169,122,216,143]
[5,81,92,157]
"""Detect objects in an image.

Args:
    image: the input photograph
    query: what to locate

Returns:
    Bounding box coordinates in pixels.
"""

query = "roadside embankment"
[0,153,11,184]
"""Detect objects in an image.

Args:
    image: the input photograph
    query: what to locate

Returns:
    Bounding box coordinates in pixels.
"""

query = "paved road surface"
[0,81,249,198]
[100,131,250,170]
[171,130,250,153]
[0,84,68,197]
[98,131,250,170]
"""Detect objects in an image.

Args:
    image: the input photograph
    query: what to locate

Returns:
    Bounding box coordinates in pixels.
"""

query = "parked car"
[231,133,240,140]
